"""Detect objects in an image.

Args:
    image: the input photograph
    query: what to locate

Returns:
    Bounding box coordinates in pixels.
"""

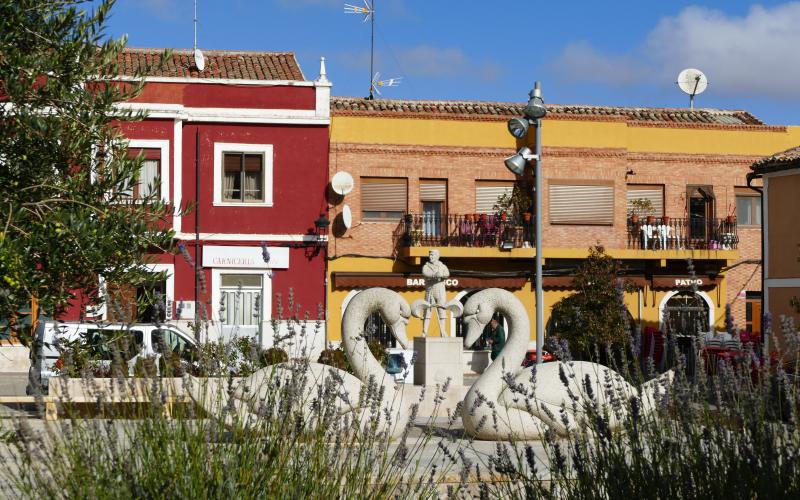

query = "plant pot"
[630,214,639,224]
[500,212,508,222]
[662,216,670,225]
[523,212,532,222]
[646,215,655,225]
[465,214,473,222]
[726,215,736,224]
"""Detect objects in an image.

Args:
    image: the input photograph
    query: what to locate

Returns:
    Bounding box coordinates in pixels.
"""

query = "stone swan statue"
[186,287,413,439]
[460,288,672,440]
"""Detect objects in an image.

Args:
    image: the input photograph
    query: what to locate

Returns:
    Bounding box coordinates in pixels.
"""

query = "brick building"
[326,96,800,368]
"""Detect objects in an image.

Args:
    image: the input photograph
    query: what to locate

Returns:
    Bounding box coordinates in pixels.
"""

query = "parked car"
[521,349,556,367]
[27,321,197,394]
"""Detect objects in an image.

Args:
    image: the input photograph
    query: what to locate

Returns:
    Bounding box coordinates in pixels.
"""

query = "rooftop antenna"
[345,1,400,99]
[677,68,708,109]
[193,0,205,71]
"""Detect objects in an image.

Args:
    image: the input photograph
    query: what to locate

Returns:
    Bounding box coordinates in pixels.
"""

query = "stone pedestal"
[413,337,463,387]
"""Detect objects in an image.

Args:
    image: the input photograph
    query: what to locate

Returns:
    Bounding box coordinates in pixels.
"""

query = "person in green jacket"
[488,318,506,361]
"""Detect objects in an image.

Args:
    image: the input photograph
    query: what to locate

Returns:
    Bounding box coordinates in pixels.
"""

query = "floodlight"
[507,117,530,139]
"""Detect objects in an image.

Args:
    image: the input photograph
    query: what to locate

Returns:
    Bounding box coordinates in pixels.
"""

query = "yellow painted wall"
[331,116,800,157]
[327,256,729,344]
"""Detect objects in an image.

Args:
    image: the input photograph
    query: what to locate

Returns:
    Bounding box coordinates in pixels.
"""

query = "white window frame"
[211,268,272,328]
[128,139,170,202]
[90,263,174,321]
[213,142,274,207]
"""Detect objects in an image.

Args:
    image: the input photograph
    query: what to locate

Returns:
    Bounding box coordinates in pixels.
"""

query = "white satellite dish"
[331,171,354,196]
[342,204,352,229]
[677,68,708,109]
[193,48,206,72]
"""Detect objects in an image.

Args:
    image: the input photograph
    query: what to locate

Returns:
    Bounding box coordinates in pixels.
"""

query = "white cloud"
[550,41,649,86]
[551,2,800,100]
[395,46,469,77]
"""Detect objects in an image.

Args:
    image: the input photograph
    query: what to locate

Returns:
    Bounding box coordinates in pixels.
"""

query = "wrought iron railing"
[627,217,738,250]
[400,213,535,248]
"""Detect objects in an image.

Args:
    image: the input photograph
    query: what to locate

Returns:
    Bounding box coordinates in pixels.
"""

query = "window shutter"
[420,180,446,201]
[128,148,160,161]
[244,154,262,172]
[475,182,513,213]
[224,153,240,173]
[550,184,614,225]
[361,179,407,212]
[626,185,664,216]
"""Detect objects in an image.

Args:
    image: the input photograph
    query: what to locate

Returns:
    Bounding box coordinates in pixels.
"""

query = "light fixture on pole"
[505,82,546,364]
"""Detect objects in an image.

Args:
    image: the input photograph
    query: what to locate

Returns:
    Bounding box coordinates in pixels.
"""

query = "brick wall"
[330,142,761,257]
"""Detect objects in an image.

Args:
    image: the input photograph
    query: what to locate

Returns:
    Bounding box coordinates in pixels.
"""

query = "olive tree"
[0,0,176,342]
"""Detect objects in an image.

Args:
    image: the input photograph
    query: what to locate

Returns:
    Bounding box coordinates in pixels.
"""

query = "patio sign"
[651,276,718,289]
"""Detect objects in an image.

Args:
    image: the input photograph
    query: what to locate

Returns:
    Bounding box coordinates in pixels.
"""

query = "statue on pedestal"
[412,249,463,336]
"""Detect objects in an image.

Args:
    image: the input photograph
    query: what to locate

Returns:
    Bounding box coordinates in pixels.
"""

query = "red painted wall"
[181,123,330,235]
[129,82,316,110]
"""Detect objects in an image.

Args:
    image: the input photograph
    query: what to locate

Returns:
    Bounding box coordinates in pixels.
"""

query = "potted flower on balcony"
[629,198,654,225]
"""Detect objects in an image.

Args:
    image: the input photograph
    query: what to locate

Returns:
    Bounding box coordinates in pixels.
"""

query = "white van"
[27,321,197,393]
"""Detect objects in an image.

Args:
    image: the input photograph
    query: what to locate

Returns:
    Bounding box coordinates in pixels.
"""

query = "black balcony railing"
[400,213,535,248]
[627,217,738,250]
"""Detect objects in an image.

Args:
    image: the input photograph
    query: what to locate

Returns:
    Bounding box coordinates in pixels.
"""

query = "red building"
[66,49,331,353]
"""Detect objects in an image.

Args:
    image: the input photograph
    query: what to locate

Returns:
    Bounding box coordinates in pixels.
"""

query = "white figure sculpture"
[460,288,672,440]
[411,249,463,336]
[186,288,414,438]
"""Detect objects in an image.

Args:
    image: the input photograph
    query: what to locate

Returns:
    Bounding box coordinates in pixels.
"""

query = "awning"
[332,272,527,290]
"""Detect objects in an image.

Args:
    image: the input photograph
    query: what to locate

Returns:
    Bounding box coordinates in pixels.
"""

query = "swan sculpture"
[460,288,672,440]
[186,287,414,439]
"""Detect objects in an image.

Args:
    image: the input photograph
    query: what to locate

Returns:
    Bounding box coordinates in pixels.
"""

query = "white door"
[219,273,263,341]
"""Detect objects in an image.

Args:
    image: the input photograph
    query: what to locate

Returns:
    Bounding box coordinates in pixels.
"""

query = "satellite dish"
[677,68,707,109]
[342,204,352,229]
[331,171,354,196]
[193,48,206,72]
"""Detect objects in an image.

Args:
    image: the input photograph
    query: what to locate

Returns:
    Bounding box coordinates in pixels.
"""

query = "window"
[219,273,264,339]
[126,140,169,202]
[420,179,446,236]
[549,182,614,225]
[627,184,664,217]
[475,181,513,213]
[213,143,273,207]
[736,188,761,226]
[745,291,762,333]
[127,148,161,198]
[361,177,407,221]
[223,153,264,202]
[153,329,195,361]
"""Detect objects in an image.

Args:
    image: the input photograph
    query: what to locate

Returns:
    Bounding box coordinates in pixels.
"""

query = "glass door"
[219,273,263,340]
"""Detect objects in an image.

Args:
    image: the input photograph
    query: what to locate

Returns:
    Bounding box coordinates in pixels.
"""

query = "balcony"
[627,217,738,250]
[399,213,534,249]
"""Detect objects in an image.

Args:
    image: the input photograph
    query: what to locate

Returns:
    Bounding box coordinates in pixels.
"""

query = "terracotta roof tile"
[112,48,305,81]
[751,145,800,172]
[331,96,765,126]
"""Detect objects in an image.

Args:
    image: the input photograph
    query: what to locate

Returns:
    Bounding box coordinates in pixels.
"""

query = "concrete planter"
[48,377,186,401]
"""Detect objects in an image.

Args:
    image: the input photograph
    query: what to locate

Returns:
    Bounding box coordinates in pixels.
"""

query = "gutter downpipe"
[194,128,200,341]
[746,170,766,357]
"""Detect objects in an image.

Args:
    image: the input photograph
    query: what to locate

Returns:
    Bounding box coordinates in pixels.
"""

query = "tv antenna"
[192,0,205,71]
[370,73,402,95]
[677,68,708,109]
[345,1,400,99]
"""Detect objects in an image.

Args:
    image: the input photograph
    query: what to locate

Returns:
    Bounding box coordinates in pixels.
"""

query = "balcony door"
[420,179,447,242]
[688,186,714,244]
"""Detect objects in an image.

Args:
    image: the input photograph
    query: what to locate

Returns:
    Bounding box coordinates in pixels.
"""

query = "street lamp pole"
[532,82,544,365]
[505,81,546,364]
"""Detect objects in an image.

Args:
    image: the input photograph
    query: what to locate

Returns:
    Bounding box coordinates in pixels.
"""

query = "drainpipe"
[194,128,200,340]
[746,170,766,356]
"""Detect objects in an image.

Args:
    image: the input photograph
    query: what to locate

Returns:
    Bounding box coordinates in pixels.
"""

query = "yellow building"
[326,96,800,366]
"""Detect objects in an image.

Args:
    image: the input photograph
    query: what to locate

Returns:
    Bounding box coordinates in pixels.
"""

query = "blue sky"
[101,0,800,125]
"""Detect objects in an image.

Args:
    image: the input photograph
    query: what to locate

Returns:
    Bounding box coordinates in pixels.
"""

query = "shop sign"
[405,278,460,288]
[651,276,715,289]
[202,246,289,269]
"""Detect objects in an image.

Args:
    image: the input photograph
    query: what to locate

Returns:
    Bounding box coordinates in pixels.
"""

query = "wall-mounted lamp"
[625,169,636,181]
